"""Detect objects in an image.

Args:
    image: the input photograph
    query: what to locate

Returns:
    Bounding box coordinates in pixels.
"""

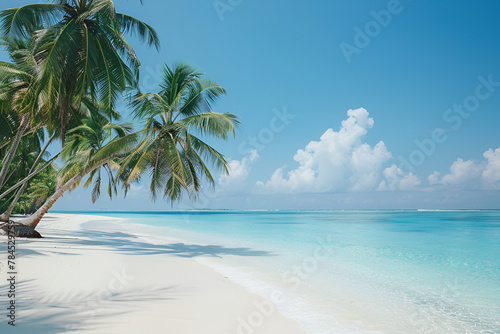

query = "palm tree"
[0,37,42,191]
[0,0,159,225]
[0,127,54,221]
[18,111,136,228]
[117,63,239,202]
[14,163,58,215]
[0,0,160,137]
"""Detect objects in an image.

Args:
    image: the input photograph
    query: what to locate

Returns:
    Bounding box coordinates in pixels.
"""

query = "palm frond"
[90,169,101,203]
[0,4,64,40]
[176,79,227,118]
[116,13,160,51]
[189,134,229,174]
[88,29,133,116]
[76,0,116,23]
[180,112,239,139]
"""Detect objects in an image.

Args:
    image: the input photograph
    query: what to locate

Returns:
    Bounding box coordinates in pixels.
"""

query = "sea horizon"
[51,208,500,213]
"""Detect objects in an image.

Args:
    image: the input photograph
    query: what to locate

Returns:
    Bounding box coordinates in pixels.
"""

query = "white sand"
[0,213,306,334]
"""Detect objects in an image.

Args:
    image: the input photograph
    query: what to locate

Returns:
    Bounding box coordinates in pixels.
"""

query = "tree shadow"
[19,226,273,258]
[0,222,274,333]
[0,280,181,334]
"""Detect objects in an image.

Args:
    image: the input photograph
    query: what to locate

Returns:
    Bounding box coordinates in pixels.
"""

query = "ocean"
[60,210,500,334]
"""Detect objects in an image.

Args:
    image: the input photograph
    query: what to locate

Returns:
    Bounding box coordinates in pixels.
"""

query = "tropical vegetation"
[0,0,238,231]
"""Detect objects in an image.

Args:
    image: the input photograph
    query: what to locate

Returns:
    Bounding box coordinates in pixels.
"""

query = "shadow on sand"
[0,223,273,333]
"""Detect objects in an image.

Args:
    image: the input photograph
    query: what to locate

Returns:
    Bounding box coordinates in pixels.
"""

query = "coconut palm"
[0,0,159,225]
[0,0,160,137]
[0,36,41,190]
[18,111,136,228]
[13,163,58,215]
[117,63,239,202]
[0,127,53,221]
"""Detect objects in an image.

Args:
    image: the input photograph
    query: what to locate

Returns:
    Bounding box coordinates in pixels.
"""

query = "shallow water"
[60,210,500,333]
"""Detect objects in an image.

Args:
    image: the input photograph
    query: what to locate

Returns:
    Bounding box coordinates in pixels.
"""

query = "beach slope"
[0,214,306,334]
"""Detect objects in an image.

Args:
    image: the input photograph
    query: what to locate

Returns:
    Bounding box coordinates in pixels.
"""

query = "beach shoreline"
[0,213,306,334]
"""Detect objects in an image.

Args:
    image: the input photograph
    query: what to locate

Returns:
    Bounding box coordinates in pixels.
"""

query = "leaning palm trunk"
[0,134,56,222]
[15,118,136,229]
[0,115,29,189]
[16,153,117,228]
[0,183,25,222]
[0,155,58,202]
[17,173,84,229]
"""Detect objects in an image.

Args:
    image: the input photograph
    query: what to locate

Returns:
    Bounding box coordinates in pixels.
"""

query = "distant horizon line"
[46,209,500,213]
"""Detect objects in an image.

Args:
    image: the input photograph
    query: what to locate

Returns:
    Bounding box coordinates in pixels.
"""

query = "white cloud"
[482,147,500,188]
[427,146,500,189]
[428,158,483,188]
[219,149,259,187]
[256,108,409,194]
[256,107,500,195]
[440,158,483,186]
[427,171,441,186]
[378,164,421,191]
[350,142,393,191]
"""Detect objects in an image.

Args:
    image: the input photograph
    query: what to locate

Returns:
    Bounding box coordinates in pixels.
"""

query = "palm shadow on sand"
[0,222,274,333]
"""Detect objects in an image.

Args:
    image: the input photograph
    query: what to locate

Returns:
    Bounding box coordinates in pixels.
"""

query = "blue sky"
[3,0,500,210]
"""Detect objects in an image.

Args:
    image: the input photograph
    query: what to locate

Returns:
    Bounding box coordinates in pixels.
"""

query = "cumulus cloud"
[482,147,500,188]
[256,108,416,194]
[440,158,483,186]
[219,149,260,187]
[378,164,421,191]
[427,171,441,186]
[255,107,499,195]
[427,146,500,189]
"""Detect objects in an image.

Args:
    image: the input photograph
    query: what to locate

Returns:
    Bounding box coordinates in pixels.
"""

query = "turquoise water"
[59,210,500,333]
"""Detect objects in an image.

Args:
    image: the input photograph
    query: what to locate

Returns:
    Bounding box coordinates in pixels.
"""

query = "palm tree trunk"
[0,183,26,222]
[0,154,59,202]
[0,115,29,189]
[0,134,56,222]
[17,173,84,229]
[16,157,113,228]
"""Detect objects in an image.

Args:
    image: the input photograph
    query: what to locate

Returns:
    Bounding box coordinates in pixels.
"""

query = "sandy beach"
[0,214,306,334]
